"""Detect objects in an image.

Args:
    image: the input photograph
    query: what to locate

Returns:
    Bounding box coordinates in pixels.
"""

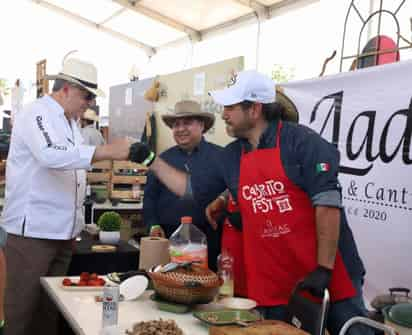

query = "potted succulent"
[97,211,122,245]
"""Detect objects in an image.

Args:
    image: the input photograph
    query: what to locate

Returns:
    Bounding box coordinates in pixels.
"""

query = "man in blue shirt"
[143,100,224,270]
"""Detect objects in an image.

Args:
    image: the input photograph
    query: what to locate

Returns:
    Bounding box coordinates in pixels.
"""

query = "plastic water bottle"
[169,216,208,268]
[217,249,234,298]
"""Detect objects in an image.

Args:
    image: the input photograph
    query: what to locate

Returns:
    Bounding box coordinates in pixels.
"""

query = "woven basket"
[148,264,222,305]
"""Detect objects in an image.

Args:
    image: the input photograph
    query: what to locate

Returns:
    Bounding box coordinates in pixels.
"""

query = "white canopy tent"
[31,0,318,57]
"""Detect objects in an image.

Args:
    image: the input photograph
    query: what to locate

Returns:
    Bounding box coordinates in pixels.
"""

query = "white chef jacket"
[1,95,95,240]
[80,124,105,146]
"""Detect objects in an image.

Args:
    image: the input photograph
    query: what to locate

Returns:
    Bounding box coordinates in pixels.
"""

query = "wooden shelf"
[92,160,112,170]
[87,172,111,184]
[112,161,147,171]
[111,175,147,184]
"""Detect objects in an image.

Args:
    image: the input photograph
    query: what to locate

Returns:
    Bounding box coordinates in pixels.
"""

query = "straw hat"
[162,100,215,133]
[82,109,99,122]
[276,87,299,123]
[45,58,105,97]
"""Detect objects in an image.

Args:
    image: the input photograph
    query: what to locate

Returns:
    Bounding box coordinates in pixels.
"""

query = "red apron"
[221,195,247,297]
[237,122,356,306]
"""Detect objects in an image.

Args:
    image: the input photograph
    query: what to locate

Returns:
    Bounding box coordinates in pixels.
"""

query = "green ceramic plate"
[193,309,260,326]
[150,293,190,314]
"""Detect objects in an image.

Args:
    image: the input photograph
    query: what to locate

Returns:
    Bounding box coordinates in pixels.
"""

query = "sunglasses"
[70,84,96,101]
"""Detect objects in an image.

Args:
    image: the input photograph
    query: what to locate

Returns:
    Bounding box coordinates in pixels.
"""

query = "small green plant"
[97,211,122,232]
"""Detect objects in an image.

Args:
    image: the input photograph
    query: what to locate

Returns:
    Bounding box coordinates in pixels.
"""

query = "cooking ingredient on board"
[169,216,208,268]
[62,272,106,286]
[125,319,183,335]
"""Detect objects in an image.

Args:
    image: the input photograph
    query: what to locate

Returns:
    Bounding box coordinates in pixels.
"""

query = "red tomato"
[62,278,72,286]
[97,278,106,286]
[78,280,88,286]
[87,279,99,286]
[80,272,90,281]
[90,273,98,280]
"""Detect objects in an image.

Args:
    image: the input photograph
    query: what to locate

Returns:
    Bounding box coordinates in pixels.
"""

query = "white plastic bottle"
[169,216,208,268]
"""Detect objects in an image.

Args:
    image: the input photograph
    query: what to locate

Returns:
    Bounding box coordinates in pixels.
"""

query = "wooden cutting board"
[209,320,310,335]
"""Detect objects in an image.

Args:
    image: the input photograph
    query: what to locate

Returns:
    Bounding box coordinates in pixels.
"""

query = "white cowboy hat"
[82,109,99,122]
[45,58,105,97]
[162,100,215,133]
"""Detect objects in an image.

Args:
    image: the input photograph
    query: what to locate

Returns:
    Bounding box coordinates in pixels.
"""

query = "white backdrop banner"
[282,60,412,302]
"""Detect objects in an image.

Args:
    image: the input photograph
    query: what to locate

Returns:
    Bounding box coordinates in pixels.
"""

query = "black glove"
[128,142,156,166]
[217,209,243,231]
[300,265,332,297]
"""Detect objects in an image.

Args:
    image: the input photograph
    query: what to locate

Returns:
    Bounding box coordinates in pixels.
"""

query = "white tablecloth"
[40,276,208,335]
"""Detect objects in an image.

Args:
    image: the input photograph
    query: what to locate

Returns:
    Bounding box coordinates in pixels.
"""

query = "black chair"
[285,283,330,335]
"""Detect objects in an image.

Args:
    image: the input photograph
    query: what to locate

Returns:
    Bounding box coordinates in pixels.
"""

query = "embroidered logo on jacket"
[36,115,67,150]
[36,116,52,147]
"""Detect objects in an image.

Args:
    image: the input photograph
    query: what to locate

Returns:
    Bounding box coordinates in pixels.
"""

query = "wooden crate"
[36,59,49,98]
[111,175,147,184]
[0,160,6,185]
[87,160,112,184]
[110,188,145,200]
[87,172,111,184]
[110,160,147,200]
[112,161,148,171]
[93,160,113,170]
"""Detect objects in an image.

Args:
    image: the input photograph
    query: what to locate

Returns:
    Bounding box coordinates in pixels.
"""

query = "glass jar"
[217,249,234,298]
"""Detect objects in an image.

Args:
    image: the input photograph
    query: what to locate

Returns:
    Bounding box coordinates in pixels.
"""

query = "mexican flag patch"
[316,163,330,173]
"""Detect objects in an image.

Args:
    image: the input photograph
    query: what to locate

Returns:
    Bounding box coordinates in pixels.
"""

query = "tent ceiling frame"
[99,7,127,25]
[32,0,156,57]
[156,0,319,51]
[112,0,201,41]
[232,0,270,19]
[32,0,318,56]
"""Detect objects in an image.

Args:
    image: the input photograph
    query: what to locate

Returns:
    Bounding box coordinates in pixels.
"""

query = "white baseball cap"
[209,70,276,106]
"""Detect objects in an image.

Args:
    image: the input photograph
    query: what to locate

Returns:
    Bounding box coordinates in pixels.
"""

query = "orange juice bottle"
[169,216,208,268]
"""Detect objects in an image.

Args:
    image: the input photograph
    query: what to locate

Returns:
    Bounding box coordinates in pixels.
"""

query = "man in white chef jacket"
[0,58,131,335]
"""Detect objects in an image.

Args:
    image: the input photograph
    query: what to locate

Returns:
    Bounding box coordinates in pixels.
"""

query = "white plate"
[219,297,257,310]
[119,275,148,301]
